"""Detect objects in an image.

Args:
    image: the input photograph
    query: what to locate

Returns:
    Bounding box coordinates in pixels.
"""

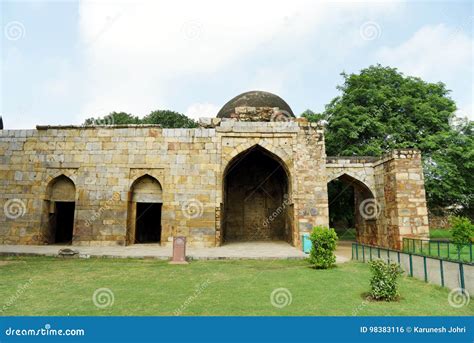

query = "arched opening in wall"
[128,175,163,244]
[223,145,292,244]
[43,175,76,244]
[327,174,379,245]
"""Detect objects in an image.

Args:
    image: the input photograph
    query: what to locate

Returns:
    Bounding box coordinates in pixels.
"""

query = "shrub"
[368,260,402,301]
[308,226,338,269]
[449,216,474,245]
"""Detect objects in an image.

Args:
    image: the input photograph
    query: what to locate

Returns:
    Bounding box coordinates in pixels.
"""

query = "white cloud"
[185,103,219,119]
[76,0,402,117]
[376,24,473,119]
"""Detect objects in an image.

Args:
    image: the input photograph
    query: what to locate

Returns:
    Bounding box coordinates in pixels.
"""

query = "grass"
[403,236,473,262]
[0,257,472,316]
[429,229,452,240]
[335,228,356,241]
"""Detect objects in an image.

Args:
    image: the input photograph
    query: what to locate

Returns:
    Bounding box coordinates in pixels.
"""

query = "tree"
[301,109,326,123]
[142,110,198,128]
[83,112,140,125]
[314,65,473,216]
[82,110,198,128]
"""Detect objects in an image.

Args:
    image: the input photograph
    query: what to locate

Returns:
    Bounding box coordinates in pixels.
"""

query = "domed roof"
[217,91,294,118]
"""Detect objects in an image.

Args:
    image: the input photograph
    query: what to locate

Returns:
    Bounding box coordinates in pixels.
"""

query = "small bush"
[449,216,474,245]
[308,226,338,269]
[368,260,402,301]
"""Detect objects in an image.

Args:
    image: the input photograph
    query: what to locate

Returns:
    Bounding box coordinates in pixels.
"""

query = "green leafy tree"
[301,109,327,122]
[142,110,198,128]
[82,110,198,128]
[83,112,140,125]
[449,216,474,245]
[316,64,473,215]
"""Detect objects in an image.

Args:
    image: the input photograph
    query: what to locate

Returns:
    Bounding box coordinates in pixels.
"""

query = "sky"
[1,0,473,129]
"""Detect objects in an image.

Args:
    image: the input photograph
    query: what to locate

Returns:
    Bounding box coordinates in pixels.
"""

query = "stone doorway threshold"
[0,241,350,262]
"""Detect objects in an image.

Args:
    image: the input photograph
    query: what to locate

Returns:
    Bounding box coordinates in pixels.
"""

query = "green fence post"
[369,246,372,261]
[470,244,472,263]
[362,245,365,262]
[409,254,413,277]
[397,251,401,264]
[356,244,359,260]
[377,247,381,258]
[457,244,461,261]
[423,256,427,282]
[387,249,390,263]
[459,263,465,294]
[447,242,450,259]
[437,241,440,257]
[420,240,423,254]
[428,241,431,256]
[440,260,444,287]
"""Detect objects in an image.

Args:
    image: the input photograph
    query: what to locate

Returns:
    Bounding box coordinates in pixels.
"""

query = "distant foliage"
[142,110,198,128]
[368,260,402,301]
[305,64,473,218]
[449,216,474,245]
[83,110,198,128]
[308,226,338,269]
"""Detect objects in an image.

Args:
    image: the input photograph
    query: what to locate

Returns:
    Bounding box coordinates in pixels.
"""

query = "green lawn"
[429,229,452,240]
[0,257,472,316]
[403,238,473,263]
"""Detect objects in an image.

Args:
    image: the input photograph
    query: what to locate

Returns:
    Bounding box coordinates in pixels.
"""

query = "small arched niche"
[43,175,77,244]
[127,175,163,244]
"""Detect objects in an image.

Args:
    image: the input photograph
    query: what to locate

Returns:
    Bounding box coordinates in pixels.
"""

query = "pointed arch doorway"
[222,145,293,244]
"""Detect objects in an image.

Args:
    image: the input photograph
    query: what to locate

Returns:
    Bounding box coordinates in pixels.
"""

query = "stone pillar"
[382,149,429,249]
[293,121,328,248]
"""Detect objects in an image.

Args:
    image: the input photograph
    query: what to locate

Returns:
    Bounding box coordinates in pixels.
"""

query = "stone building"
[0,91,429,249]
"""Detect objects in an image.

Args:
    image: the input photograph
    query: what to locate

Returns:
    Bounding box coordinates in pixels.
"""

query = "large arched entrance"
[43,175,76,244]
[327,174,380,245]
[127,175,163,244]
[222,145,292,244]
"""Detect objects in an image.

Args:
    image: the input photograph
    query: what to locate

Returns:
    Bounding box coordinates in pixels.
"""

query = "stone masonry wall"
[0,120,327,248]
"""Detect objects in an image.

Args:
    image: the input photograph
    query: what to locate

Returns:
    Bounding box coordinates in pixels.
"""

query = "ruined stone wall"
[0,126,219,247]
[0,120,327,248]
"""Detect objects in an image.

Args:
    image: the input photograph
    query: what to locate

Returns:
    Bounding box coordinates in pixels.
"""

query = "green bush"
[308,226,338,269]
[449,216,474,245]
[368,260,402,301]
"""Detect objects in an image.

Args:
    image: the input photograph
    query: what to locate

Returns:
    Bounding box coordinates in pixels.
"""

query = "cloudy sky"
[1,0,472,129]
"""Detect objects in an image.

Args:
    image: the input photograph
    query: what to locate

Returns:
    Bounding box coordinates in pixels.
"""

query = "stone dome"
[217,91,294,118]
